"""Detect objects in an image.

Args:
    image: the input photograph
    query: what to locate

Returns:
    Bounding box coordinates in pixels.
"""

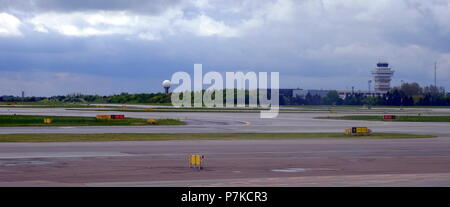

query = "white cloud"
[29,12,134,37]
[57,24,127,36]
[22,0,304,40]
[264,0,295,21]
[0,13,22,36]
[175,14,239,37]
[192,0,214,10]
[18,0,303,39]
[27,8,241,39]
[33,24,49,33]
[138,32,161,41]
[85,12,131,26]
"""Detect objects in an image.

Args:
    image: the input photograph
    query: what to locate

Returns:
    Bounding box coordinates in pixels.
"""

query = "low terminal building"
[336,90,387,99]
[283,89,387,99]
[292,89,330,98]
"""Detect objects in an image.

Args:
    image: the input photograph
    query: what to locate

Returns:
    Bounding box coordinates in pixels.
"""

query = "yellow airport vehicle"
[344,127,372,136]
[96,115,111,119]
[329,109,337,113]
[145,108,154,112]
[43,118,52,124]
[147,119,157,124]
[189,154,205,169]
[95,105,105,108]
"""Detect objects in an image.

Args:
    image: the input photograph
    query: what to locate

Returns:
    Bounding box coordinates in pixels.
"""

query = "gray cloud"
[0,0,182,14]
[0,0,449,96]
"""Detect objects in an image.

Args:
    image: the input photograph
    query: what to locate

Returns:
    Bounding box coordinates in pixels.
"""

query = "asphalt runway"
[1,107,450,186]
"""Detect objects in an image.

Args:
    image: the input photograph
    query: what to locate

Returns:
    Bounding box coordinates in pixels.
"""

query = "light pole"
[435,62,437,88]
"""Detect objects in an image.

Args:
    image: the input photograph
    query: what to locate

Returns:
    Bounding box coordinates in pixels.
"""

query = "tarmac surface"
[1,106,450,186]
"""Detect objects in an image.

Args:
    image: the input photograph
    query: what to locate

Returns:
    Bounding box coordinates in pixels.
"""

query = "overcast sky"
[0,0,449,96]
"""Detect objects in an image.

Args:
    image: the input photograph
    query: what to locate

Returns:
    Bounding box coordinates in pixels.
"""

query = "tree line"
[281,83,450,106]
[0,93,171,104]
[1,83,449,106]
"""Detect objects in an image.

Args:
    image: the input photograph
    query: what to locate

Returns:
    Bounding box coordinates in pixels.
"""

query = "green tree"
[323,90,342,105]
[400,82,422,96]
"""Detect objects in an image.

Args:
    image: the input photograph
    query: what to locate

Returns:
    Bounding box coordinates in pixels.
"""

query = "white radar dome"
[162,80,171,88]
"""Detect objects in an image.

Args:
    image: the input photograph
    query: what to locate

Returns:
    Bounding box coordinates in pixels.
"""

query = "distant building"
[291,89,386,99]
[336,90,386,99]
[292,89,330,98]
[372,62,394,92]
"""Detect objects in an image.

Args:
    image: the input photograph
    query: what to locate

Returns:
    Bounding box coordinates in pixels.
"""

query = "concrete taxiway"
[1,107,450,186]
[1,139,450,186]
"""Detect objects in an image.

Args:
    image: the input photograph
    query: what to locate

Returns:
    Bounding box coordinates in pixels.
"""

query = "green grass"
[0,102,173,108]
[370,105,450,109]
[0,132,434,142]
[0,102,96,108]
[152,119,186,125]
[280,105,450,109]
[0,102,172,108]
[73,108,266,113]
[317,115,450,122]
[0,115,185,127]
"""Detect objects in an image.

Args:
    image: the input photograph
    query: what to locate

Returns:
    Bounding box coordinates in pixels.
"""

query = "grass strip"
[0,115,185,127]
[317,115,450,122]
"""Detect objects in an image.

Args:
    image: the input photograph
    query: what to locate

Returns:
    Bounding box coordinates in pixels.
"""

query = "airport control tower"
[372,62,394,92]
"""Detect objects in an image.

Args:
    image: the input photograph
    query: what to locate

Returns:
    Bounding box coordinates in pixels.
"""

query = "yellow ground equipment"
[344,127,372,136]
[329,109,337,113]
[189,154,205,170]
[95,105,105,108]
[145,108,154,112]
[96,115,111,119]
[43,118,52,124]
[147,119,157,124]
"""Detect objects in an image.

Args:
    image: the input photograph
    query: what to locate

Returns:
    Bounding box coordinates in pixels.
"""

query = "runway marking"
[271,168,336,173]
[241,121,251,126]
[272,168,307,172]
